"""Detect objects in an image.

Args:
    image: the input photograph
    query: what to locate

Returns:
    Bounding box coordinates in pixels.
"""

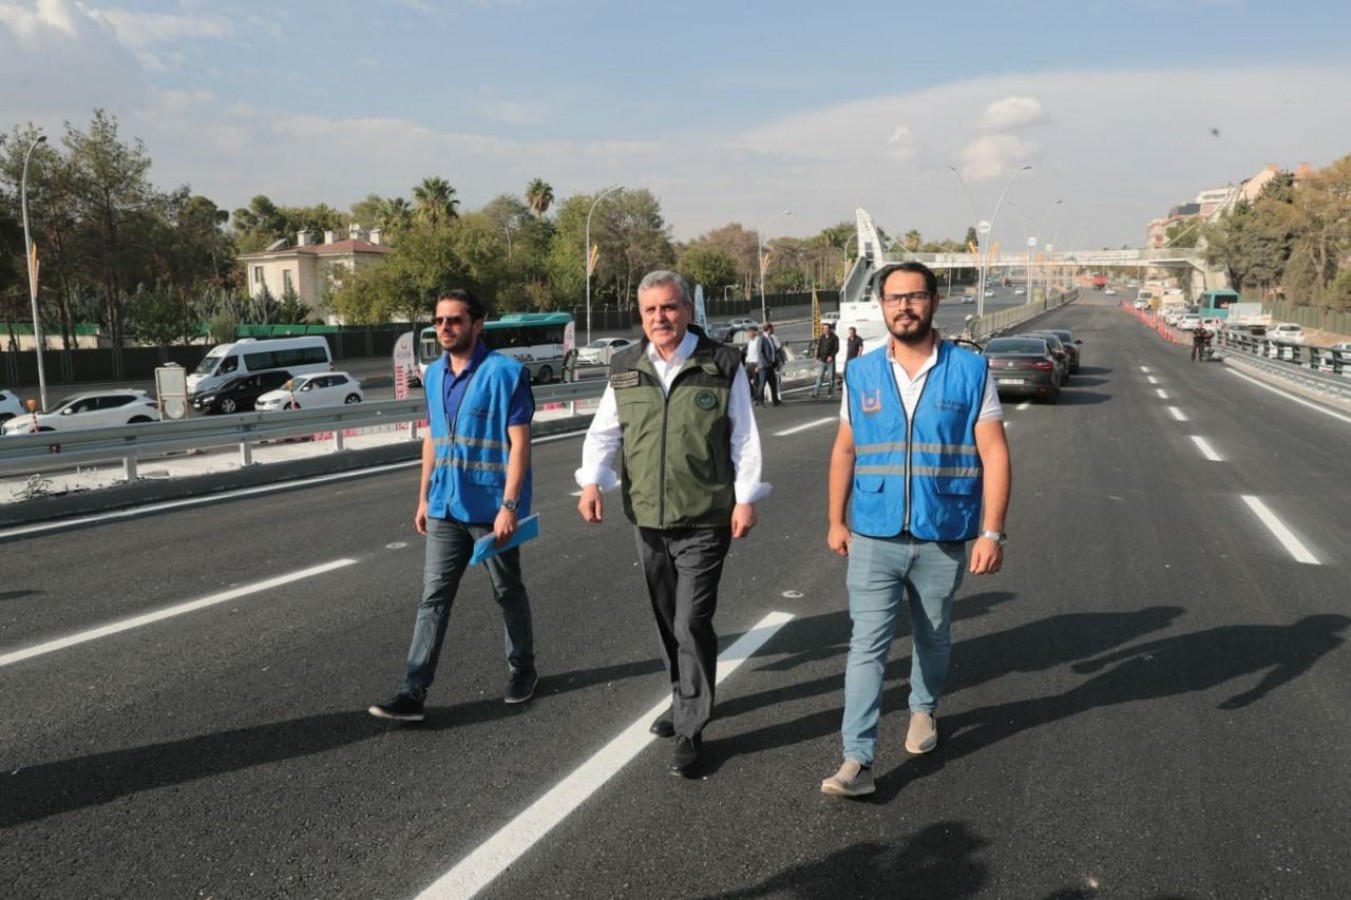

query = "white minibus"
[187,336,333,395]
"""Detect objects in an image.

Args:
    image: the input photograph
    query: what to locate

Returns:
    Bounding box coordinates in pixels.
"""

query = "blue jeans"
[814,361,835,396]
[841,533,967,766]
[401,515,534,701]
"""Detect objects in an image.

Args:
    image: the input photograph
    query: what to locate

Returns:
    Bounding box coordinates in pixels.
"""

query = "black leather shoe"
[649,710,675,738]
[670,735,702,777]
[505,667,538,704]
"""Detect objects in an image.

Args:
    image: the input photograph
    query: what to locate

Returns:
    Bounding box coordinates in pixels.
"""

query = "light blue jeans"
[401,515,534,702]
[841,533,967,766]
[813,361,836,396]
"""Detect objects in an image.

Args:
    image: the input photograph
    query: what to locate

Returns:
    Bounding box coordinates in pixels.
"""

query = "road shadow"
[1054,389,1112,406]
[697,823,989,900]
[872,614,1349,802]
[1074,365,1113,377]
[0,589,39,602]
[1064,374,1110,387]
[704,606,1185,774]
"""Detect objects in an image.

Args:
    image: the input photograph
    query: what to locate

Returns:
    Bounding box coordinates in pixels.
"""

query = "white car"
[0,389,26,425]
[256,372,364,411]
[2,389,159,435]
[821,312,839,326]
[1013,287,1025,296]
[984,289,995,298]
[725,317,760,331]
[1177,315,1203,331]
[1267,323,1306,344]
[1104,288,1117,296]
[576,337,635,365]
[1329,342,1351,354]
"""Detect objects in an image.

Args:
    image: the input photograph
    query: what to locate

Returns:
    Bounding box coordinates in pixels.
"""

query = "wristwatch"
[501,498,519,512]
[979,530,1006,545]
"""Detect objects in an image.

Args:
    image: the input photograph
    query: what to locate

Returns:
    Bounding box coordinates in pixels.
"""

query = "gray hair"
[638,270,691,306]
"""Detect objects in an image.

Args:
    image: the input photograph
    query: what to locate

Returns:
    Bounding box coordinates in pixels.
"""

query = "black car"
[1023,331,1072,381]
[982,337,1062,403]
[1041,328,1082,373]
[192,370,294,414]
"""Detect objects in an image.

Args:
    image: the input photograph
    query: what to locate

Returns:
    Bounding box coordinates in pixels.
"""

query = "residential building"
[238,224,389,321]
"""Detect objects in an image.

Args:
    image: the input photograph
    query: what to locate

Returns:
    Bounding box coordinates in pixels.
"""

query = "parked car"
[1013,287,1025,296]
[821,311,840,327]
[0,389,26,425]
[192,370,293,415]
[576,337,635,366]
[1023,331,1072,381]
[725,317,760,331]
[982,337,1062,403]
[1104,287,1117,296]
[3,389,159,435]
[255,372,364,411]
[1268,323,1306,344]
[1041,328,1082,373]
[1177,314,1203,331]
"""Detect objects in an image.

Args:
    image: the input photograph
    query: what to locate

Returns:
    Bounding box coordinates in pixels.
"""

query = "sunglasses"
[433,315,468,327]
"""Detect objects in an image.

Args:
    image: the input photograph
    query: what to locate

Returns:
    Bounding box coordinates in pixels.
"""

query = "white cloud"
[87,8,232,48]
[977,96,1046,131]
[887,125,917,160]
[959,133,1036,182]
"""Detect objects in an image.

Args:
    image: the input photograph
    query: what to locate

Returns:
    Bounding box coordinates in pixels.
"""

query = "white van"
[187,336,333,396]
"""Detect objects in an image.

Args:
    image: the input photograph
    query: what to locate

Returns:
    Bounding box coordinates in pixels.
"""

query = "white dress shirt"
[577,330,772,504]
[839,336,1004,422]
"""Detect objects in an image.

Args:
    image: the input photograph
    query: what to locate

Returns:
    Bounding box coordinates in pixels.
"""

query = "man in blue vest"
[820,262,1011,798]
[370,289,538,723]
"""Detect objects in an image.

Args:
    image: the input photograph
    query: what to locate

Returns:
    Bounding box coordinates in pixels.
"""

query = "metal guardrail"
[969,289,1080,342]
[0,380,610,482]
[1215,333,1351,400]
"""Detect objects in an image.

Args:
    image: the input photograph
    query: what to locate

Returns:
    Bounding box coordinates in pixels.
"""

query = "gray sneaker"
[906,711,938,754]
[820,760,874,797]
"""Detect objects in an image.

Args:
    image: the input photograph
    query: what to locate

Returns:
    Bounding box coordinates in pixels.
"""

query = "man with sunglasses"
[820,262,1011,798]
[370,289,538,723]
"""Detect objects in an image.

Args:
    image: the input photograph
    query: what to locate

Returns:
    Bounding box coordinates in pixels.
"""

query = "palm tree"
[376,196,414,231]
[525,178,555,218]
[412,176,460,227]
[904,229,922,253]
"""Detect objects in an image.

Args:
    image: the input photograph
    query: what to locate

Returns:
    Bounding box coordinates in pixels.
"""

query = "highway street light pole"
[757,209,790,325]
[979,165,1033,318]
[946,165,983,299]
[1032,199,1063,302]
[584,185,623,347]
[21,133,49,411]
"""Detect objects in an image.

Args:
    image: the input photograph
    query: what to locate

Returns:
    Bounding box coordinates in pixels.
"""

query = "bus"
[1197,289,1240,320]
[187,336,333,396]
[417,312,575,384]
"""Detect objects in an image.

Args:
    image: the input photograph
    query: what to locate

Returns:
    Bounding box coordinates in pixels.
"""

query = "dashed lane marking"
[1016,401,1031,411]
[1146,376,1159,385]
[1156,389,1169,400]
[1140,366,1151,373]
[0,559,359,668]
[1241,496,1320,565]
[774,417,837,437]
[417,610,795,900]
[1168,406,1189,421]
[1190,436,1222,461]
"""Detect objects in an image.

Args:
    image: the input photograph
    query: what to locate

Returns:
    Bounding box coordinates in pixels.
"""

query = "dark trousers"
[635,526,733,738]
[755,366,781,404]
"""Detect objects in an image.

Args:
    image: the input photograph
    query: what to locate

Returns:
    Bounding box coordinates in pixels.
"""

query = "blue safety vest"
[845,341,987,541]
[424,352,532,524]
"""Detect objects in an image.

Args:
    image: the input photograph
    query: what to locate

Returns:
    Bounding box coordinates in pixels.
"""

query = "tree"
[525,178,554,218]
[903,229,922,252]
[330,221,472,323]
[678,245,738,293]
[413,176,460,227]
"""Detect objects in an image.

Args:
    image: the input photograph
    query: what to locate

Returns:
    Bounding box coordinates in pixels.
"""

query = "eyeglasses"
[433,315,467,327]
[880,291,934,307]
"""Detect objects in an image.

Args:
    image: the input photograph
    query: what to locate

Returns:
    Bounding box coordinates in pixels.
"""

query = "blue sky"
[3,0,1350,249]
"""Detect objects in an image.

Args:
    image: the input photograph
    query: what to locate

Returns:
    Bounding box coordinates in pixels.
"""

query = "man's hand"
[414,499,429,536]
[827,522,851,558]
[493,505,518,545]
[731,503,757,538]
[968,536,1004,574]
[578,484,604,523]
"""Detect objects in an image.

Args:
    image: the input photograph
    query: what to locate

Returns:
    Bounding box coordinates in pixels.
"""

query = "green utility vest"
[609,333,742,529]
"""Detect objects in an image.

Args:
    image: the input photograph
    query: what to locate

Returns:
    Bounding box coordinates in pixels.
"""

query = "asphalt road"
[3,294,1349,899]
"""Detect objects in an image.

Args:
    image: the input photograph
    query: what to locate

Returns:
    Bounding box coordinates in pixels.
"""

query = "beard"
[887,308,936,346]
[441,329,478,356]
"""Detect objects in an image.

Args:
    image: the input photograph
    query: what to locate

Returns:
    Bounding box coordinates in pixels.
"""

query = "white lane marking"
[1156,389,1169,400]
[1146,376,1159,385]
[1241,496,1320,565]
[0,559,358,668]
[1190,436,1222,461]
[1168,406,1188,421]
[774,417,837,437]
[1016,401,1031,411]
[419,610,795,900]
[1140,366,1151,373]
[1226,369,1351,425]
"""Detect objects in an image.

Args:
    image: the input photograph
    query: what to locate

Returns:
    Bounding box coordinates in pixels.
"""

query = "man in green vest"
[577,270,771,777]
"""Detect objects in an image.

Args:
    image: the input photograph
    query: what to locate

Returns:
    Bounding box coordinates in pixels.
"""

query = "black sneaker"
[505,667,538,704]
[670,735,703,777]
[649,709,675,738]
[368,693,424,722]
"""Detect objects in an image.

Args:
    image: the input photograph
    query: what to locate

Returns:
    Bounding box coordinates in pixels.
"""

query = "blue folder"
[468,513,540,566]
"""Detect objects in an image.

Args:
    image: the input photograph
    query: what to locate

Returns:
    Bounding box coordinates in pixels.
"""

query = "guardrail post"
[240,439,253,466]
[334,428,346,451]
[123,454,138,481]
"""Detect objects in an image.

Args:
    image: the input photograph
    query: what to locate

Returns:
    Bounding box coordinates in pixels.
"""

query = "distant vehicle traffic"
[3,390,159,434]
[0,389,25,425]
[188,336,333,397]
[982,337,1061,403]
[191,370,293,414]
[255,372,364,411]
[576,337,635,366]
[1267,323,1306,344]
[418,312,573,384]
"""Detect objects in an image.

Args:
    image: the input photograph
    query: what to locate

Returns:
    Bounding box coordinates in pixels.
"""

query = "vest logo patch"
[694,389,718,410]
[860,389,883,414]
[611,371,641,390]
[937,398,970,415]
